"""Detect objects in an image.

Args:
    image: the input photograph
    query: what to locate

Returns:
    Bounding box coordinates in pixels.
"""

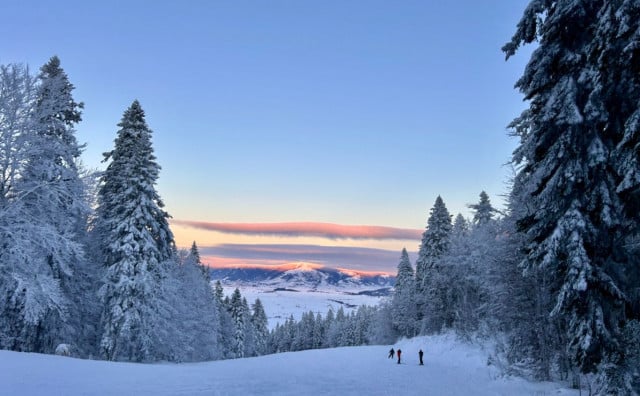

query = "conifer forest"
[1,1,640,394]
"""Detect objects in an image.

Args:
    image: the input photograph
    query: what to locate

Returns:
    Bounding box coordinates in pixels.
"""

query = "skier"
[419,349,424,365]
[388,348,395,359]
[397,349,402,364]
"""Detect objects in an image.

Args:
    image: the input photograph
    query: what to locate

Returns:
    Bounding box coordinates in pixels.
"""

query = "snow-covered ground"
[0,334,579,395]
[234,284,385,329]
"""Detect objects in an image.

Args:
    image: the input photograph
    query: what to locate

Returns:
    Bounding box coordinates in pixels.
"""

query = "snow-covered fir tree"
[241,296,257,357]
[415,196,452,333]
[96,100,175,362]
[189,241,209,280]
[326,307,346,347]
[504,1,640,392]
[251,298,269,356]
[0,57,91,354]
[490,182,563,380]
[391,248,418,338]
[229,288,246,358]
[452,213,469,236]
[468,191,497,226]
[151,247,219,362]
[212,281,235,359]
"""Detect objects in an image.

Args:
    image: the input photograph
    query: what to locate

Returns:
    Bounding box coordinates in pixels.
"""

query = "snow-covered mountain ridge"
[209,264,395,291]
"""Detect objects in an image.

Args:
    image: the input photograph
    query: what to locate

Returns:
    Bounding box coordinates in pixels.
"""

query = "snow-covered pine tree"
[414,196,452,333]
[212,280,234,358]
[189,241,209,280]
[241,296,257,357]
[468,191,497,226]
[292,311,314,351]
[154,247,220,362]
[229,288,246,358]
[322,309,335,348]
[1,57,91,354]
[369,301,396,344]
[312,312,324,349]
[505,2,640,391]
[440,214,500,337]
[96,100,175,362]
[492,182,564,380]
[391,248,418,338]
[326,307,346,348]
[251,298,269,356]
[452,213,469,237]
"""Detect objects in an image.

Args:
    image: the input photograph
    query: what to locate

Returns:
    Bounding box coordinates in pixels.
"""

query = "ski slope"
[0,334,579,395]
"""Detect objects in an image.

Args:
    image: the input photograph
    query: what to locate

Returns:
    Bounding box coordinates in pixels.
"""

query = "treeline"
[267,305,380,353]
[0,58,256,362]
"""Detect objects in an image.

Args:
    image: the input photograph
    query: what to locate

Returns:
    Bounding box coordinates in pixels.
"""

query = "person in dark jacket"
[419,349,424,365]
[397,349,402,364]
[388,348,395,359]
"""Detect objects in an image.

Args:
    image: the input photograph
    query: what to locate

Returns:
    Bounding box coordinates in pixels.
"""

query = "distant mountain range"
[209,264,395,290]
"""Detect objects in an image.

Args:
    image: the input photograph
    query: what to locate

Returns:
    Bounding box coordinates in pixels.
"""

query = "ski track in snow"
[0,334,579,396]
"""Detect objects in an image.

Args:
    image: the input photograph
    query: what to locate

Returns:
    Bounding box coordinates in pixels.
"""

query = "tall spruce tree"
[251,298,269,356]
[415,196,453,289]
[414,196,452,332]
[212,280,234,358]
[97,100,175,361]
[391,248,417,338]
[452,213,469,236]
[188,241,209,280]
[229,288,246,358]
[505,1,640,391]
[468,191,497,226]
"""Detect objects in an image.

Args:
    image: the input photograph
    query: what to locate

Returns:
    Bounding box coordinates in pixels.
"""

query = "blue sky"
[1,1,533,273]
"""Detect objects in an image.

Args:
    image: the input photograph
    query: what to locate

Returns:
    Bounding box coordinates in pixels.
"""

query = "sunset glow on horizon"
[172,220,421,274]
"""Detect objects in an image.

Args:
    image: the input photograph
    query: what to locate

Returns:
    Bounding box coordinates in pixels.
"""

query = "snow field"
[229,285,384,329]
[0,334,579,396]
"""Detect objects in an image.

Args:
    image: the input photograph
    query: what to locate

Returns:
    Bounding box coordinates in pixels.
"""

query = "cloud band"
[172,220,422,240]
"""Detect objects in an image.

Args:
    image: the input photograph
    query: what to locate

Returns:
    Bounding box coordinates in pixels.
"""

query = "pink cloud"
[172,220,422,240]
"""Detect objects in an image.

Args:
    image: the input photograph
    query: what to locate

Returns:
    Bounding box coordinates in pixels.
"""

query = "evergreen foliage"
[468,191,497,225]
[267,305,381,354]
[0,58,249,364]
[189,241,209,280]
[415,196,452,333]
[452,213,469,236]
[0,58,92,354]
[2,17,639,390]
[251,299,269,356]
[96,100,176,361]
[504,1,640,391]
[229,288,246,358]
[390,248,417,337]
